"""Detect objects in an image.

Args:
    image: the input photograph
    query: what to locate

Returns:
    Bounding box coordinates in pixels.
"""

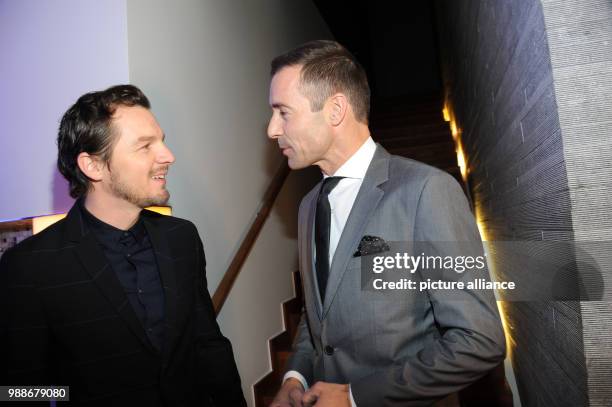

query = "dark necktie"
[315,176,344,302]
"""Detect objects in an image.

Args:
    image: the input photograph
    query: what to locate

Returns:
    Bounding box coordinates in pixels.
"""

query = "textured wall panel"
[542,2,612,404]
[436,0,587,405]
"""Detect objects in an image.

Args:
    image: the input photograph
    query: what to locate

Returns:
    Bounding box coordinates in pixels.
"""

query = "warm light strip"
[442,105,451,122]
[496,300,514,360]
[476,216,515,360]
[450,120,459,140]
[449,99,515,371]
[32,206,172,234]
[443,102,467,181]
[455,142,468,181]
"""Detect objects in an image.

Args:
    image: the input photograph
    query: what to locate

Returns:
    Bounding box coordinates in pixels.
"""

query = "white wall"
[126,1,331,404]
[0,0,129,220]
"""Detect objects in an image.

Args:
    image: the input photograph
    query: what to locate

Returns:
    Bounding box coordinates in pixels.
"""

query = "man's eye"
[141,144,150,150]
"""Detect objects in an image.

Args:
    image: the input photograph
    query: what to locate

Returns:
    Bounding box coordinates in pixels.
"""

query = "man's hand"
[302,382,350,407]
[269,378,306,407]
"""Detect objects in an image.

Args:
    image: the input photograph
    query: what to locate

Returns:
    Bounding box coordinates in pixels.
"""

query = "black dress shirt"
[78,200,165,351]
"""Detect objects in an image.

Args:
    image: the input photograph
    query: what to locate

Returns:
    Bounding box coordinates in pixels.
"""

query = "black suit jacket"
[0,204,246,406]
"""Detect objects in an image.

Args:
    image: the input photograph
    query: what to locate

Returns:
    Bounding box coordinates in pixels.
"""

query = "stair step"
[371,107,442,119]
[393,157,458,168]
[371,112,444,128]
[373,122,449,138]
[376,130,452,142]
[254,271,303,407]
[374,131,452,148]
[282,298,302,340]
[386,139,455,157]
[382,148,457,163]
[389,150,457,164]
[270,331,291,353]
[371,94,442,114]
[371,98,443,118]
[387,153,458,170]
[254,372,279,407]
[274,350,291,374]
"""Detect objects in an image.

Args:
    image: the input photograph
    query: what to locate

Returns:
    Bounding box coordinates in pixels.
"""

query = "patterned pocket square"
[353,235,390,257]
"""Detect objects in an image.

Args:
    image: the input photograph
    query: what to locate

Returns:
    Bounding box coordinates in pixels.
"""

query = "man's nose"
[267,114,281,140]
[159,143,175,164]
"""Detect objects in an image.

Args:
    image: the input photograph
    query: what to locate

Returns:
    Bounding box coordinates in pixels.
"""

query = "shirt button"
[126,253,131,258]
[324,345,334,355]
[138,288,143,294]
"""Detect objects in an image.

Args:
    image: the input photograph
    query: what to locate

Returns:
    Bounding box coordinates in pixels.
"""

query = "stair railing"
[212,160,291,314]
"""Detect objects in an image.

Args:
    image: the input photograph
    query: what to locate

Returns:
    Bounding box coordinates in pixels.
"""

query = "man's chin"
[150,196,170,207]
[287,158,308,170]
[139,193,170,208]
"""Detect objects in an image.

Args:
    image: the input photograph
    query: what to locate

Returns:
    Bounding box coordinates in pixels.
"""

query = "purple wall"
[0,0,129,221]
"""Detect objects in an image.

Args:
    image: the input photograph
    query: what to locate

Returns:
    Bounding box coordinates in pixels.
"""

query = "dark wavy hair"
[57,84,150,198]
[271,40,370,124]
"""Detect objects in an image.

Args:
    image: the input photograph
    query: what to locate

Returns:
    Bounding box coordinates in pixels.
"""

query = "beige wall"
[126,1,331,404]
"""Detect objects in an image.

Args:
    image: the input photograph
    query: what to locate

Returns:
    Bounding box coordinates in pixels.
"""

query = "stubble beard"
[109,170,170,208]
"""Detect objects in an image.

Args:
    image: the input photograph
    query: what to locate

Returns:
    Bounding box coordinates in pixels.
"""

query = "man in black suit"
[0,85,246,406]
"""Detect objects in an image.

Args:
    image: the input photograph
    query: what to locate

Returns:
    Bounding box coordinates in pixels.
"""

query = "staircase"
[370,94,463,185]
[253,271,304,407]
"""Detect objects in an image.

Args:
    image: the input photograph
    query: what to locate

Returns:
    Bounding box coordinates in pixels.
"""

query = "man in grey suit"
[267,40,506,406]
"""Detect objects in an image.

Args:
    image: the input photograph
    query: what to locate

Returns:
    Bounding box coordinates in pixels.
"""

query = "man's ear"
[76,152,104,182]
[327,93,348,126]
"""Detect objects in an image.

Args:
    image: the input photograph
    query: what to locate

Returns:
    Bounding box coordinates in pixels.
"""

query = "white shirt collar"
[323,136,376,180]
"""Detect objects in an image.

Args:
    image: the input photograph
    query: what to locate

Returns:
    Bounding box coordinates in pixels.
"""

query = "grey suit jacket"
[286,145,506,406]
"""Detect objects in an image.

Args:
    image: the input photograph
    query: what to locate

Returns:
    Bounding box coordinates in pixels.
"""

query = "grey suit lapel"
[322,145,390,318]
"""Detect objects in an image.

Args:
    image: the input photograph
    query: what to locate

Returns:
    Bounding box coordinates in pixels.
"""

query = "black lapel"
[65,204,156,352]
[303,185,323,320]
[141,212,179,367]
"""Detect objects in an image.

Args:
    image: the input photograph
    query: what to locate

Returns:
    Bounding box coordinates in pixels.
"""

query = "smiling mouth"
[151,172,168,185]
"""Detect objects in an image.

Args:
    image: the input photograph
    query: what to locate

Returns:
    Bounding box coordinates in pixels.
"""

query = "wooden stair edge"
[254,271,303,407]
